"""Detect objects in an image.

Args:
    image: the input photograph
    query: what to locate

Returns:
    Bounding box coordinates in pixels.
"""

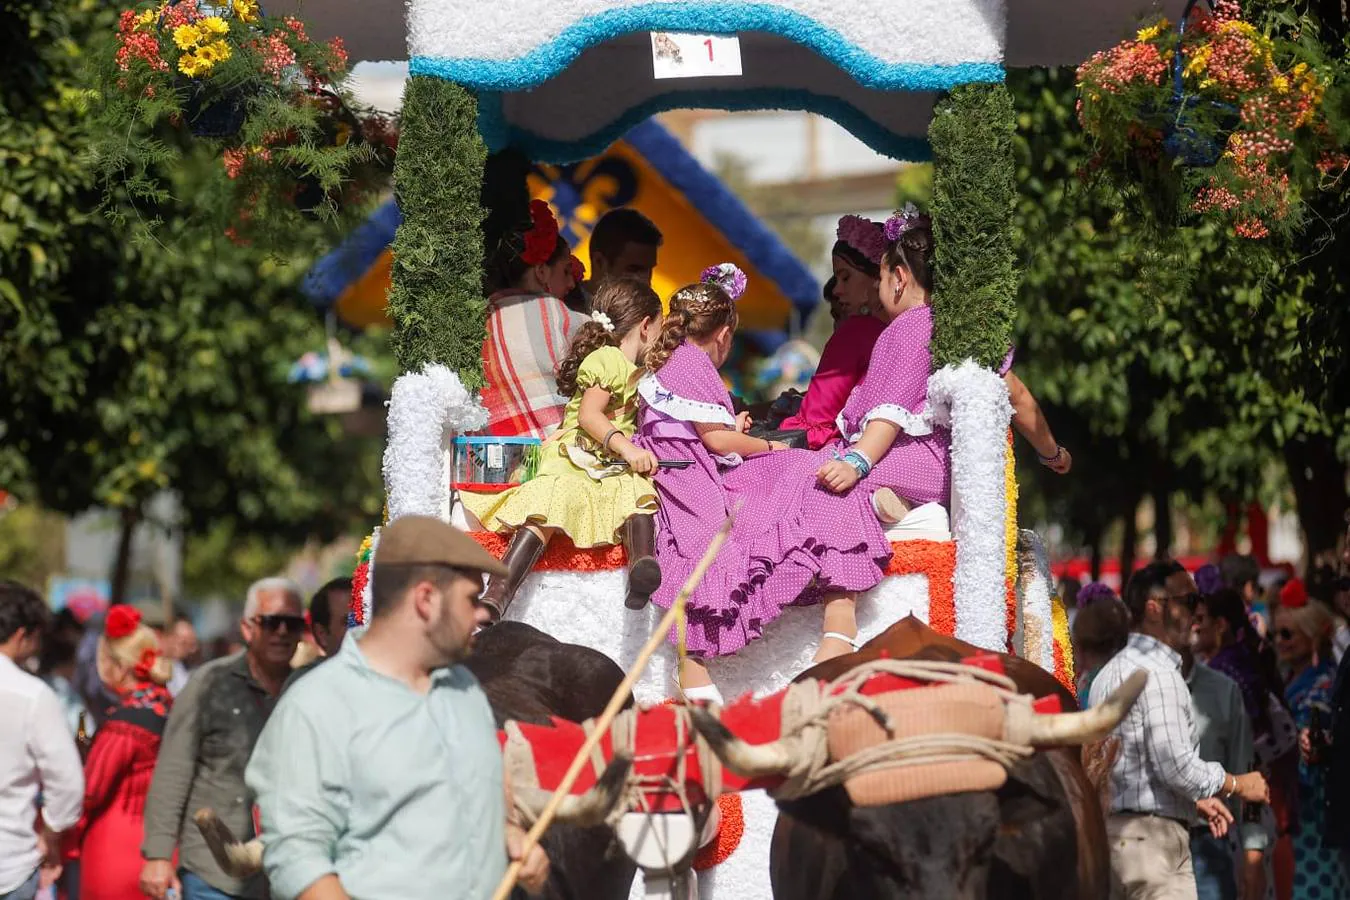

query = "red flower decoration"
[105,605,141,640]
[568,255,585,284]
[1279,577,1307,609]
[133,647,159,682]
[351,561,370,625]
[520,200,560,266]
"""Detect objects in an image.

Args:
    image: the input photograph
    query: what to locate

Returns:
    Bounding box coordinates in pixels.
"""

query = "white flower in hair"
[591,310,615,332]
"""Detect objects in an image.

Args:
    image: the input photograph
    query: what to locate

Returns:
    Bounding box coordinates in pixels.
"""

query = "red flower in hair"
[133,647,159,682]
[1279,577,1307,609]
[520,200,560,266]
[105,605,141,640]
[568,255,585,284]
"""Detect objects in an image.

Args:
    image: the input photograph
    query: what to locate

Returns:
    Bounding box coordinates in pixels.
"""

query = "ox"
[194,622,639,900]
[693,616,1131,900]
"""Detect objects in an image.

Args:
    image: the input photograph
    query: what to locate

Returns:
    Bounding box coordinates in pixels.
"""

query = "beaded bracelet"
[1038,446,1064,466]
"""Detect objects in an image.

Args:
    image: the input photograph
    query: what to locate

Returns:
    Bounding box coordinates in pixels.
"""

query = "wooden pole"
[488,515,733,900]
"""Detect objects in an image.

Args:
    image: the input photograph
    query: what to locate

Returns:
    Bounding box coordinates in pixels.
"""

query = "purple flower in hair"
[700,262,748,300]
[884,202,924,242]
[835,215,886,265]
[1077,581,1118,609]
[1195,564,1223,597]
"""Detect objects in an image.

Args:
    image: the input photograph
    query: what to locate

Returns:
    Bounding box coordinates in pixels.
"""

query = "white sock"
[682,684,725,706]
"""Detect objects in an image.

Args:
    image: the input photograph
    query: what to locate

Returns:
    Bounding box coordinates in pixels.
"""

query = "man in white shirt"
[1090,562,1268,900]
[0,581,84,900]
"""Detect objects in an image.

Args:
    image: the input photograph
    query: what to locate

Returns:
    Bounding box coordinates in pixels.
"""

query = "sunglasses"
[252,614,305,634]
[1275,627,1297,641]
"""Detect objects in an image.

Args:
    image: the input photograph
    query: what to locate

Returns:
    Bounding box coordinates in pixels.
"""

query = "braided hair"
[644,280,739,374]
[880,207,935,294]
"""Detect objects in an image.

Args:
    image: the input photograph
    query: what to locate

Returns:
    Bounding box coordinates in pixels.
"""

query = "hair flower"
[520,200,560,266]
[884,203,926,242]
[133,647,159,681]
[1279,577,1307,609]
[568,255,585,284]
[105,604,141,640]
[836,215,886,265]
[700,262,748,300]
[591,310,615,332]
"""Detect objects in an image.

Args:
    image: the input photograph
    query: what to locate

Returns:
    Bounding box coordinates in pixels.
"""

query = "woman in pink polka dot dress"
[735,208,952,661]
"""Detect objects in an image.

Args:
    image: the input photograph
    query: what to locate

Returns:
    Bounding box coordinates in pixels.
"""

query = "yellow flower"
[173,23,201,49]
[178,51,208,77]
[231,0,260,23]
[135,9,155,30]
[199,15,229,37]
[1136,20,1168,42]
[1184,45,1213,77]
[198,39,233,65]
[1293,62,1309,77]
[1273,75,1290,94]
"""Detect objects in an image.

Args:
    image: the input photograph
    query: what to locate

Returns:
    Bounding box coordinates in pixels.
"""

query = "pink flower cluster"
[283,16,308,42]
[162,0,200,29]
[835,215,886,264]
[115,10,167,72]
[328,36,348,72]
[257,32,296,80]
[1078,41,1168,93]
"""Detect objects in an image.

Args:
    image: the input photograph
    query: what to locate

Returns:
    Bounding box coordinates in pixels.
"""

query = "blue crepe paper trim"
[409,2,1003,92]
[476,87,935,164]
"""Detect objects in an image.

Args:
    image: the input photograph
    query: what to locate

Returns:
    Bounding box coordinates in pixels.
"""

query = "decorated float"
[265,0,1189,896]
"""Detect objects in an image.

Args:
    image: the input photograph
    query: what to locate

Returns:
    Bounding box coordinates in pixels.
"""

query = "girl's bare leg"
[815,591,858,663]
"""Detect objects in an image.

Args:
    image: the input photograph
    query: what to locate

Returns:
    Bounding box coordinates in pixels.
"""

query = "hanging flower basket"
[92,0,396,247]
[1075,0,1347,240]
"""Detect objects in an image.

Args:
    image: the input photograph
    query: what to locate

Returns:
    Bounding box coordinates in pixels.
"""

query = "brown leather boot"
[479,528,546,623]
[622,515,661,610]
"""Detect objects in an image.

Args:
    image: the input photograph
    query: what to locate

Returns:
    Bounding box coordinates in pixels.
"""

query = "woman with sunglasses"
[1273,584,1348,900]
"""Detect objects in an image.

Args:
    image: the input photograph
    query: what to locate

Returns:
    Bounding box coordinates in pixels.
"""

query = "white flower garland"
[928,361,1012,652]
[383,364,488,523]
[1014,528,1056,673]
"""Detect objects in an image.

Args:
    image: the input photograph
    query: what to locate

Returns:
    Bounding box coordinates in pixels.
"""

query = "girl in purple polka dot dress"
[636,265,815,703]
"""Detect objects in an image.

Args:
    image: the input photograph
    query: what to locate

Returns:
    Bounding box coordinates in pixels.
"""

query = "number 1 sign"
[650,32,743,79]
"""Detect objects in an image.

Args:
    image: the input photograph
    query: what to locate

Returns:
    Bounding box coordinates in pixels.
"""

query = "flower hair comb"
[700,262,748,300]
[521,199,560,266]
[883,203,927,242]
[836,215,886,265]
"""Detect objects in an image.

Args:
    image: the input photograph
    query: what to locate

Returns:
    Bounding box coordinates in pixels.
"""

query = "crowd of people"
[1070,552,1350,900]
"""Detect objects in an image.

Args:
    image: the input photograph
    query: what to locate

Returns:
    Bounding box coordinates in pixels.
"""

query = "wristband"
[1038,446,1064,465]
[603,428,621,452]
[841,450,872,478]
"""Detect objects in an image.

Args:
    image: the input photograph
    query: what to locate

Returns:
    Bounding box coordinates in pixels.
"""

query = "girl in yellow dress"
[463,278,664,619]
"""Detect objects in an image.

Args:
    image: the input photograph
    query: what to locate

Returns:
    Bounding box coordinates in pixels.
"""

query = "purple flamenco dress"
[740,304,951,607]
[636,342,819,657]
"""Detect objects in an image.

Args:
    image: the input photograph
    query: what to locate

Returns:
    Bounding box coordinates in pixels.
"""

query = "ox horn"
[513,753,634,827]
[194,808,263,877]
[687,706,794,778]
[1024,670,1149,747]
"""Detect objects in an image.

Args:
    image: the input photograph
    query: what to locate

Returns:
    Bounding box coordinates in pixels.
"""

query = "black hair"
[1071,596,1131,657]
[831,240,879,279]
[1220,553,1261,592]
[589,208,663,267]
[310,577,354,631]
[1121,561,1177,626]
[880,213,935,294]
[369,564,463,619]
[0,580,51,646]
[485,227,570,296]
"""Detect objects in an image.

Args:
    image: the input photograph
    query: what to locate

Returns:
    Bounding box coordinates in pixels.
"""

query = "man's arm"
[30,687,84,832]
[141,665,206,860]
[1146,669,1226,801]
[245,698,347,900]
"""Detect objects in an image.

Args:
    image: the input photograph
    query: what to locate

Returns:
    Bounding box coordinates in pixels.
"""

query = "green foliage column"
[388,77,488,385]
[928,83,1018,369]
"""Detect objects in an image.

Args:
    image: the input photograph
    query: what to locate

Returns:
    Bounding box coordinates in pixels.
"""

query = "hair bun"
[699,262,748,300]
[105,605,141,640]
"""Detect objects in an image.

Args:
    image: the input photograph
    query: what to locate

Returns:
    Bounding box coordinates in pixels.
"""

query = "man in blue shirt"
[246,516,549,899]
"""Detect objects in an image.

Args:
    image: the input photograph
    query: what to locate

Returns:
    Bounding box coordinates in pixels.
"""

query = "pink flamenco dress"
[76,683,175,900]
[778,313,887,449]
[636,341,821,657]
[739,304,951,608]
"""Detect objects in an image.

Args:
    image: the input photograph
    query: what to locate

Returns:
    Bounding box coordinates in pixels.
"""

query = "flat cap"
[375,515,507,577]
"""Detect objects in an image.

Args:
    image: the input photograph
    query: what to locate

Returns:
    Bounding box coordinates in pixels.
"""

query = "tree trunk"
[1284,435,1349,568]
[1120,494,1139,582]
[1153,487,1173,560]
[1089,528,1104,583]
[109,508,138,605]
